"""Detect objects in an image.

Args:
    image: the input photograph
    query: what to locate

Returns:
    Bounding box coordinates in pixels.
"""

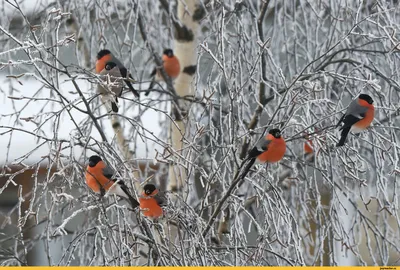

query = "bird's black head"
[163,49,174,58]
[88,155,102,167]
[105,61,117,71]
[269,128,282,138]
[359,94,373,104]
[143,184,157,195]
[97,49,111,60]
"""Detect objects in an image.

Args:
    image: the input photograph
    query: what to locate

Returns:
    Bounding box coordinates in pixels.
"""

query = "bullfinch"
[247,128,286,164]
[146,49,180,96]
[139,184,166,219]
[336,94,374,147]
[303,133,314,162]
[304,137,313,155]
[85,155,139,209]
[96,49,140,112]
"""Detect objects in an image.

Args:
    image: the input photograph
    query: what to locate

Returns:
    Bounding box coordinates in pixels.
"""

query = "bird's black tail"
[127,194,140,209]
[120,185,140,209]
[239,157,256,180]
[337,126,351,147]
[145,77,155,96]
[336,114,345,128]
[124,80,140,98]
[127,193,140,209]
[145,68,157,96]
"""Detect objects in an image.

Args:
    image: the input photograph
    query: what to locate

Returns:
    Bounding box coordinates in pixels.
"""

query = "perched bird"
[139,184,166,219]
[303,132,314,162]
[304,140,314,163]
[304,137,313,155]
[238,128,286,182]
[336,94,374,147]
[146,49,180,96]
[247,128,286,164]
[96,49,140,112]
[85,155,139,209]
[97,61,124,112]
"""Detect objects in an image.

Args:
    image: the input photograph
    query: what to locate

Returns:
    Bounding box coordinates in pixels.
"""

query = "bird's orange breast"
[96,54,112,73]
[139,197,163,218]
[354,105,374,129]
[85,164,113,193]
[162,55,180,79]
[257,138,286,163]
[85,171,101,193]
[304,140,313,154]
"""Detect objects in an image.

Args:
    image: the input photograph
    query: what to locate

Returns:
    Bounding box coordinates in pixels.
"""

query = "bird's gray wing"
[102,164,114,179]
[154,192,167,206]
[248,137,271,159]
[110,55,140,98]
[110,55,125,70]
[337,98,367,127]
[337,99,369,130]
[346,98,368,118]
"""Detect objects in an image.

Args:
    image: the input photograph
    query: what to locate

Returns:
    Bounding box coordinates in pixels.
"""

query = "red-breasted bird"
[146,49,180,96]
[304,137,313,154]
[96,49,139,112]
[303,131,315,162]
[139,184,166,219]
[85,155,139,209]
[247,128,286,164]
[336,94,374,147]
[237,129,286,182]
[304,137,314,163]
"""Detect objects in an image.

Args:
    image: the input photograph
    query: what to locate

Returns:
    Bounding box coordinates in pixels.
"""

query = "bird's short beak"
[276,132,281,137]
[89,161,96,167]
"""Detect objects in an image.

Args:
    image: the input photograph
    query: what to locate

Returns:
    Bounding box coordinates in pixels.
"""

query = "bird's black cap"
[163,49,174,58]
[269,128,282,138]
[97,49,111,60]
[88,155,102,167]
[143,184,157,195]
[359,94,373,104]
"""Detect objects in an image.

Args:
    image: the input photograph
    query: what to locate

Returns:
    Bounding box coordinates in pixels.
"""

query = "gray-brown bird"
[96,49,140,112]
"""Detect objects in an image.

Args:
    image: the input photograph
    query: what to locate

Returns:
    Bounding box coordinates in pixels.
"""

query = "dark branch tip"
[65,18,75,26]
[192,5,206,22]
[112,122,121,129]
